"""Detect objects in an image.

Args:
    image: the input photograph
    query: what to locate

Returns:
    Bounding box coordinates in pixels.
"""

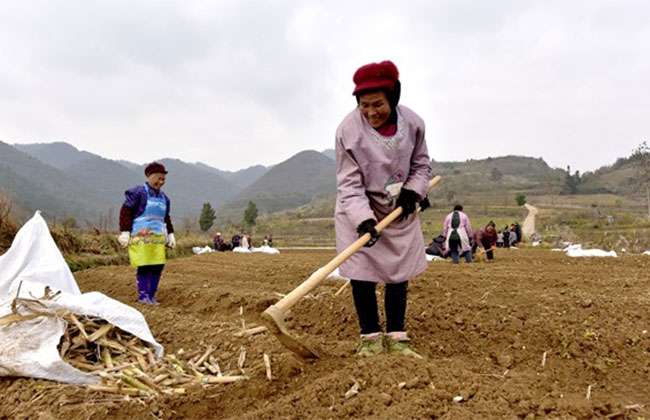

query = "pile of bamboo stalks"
[59,313,248,397]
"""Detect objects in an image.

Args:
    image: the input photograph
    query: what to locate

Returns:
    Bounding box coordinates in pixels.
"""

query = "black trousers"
[350,280,408,335]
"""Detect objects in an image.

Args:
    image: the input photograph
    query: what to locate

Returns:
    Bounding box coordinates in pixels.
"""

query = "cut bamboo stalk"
[87,324,113,342]
[102,348,114,369]
[237,347,246,371]
[120,372,155,394]
[204,363,219,375]
[195,346,215,367]
[162,388,186,395]
[153,373,170,384]
[69,335,87,350]
[146,348,157,367]
[97,339,126,353]
[99,362,137,374]
[68,359,103,371]
[129,368,161,392]
[127,344,148,356]
[59,330,71,358]
[263,354,272,381]
[234,326,268,337]
[68,314,89,339]
[334,280,351,297]
[134,353,148,371]
[209,356,222,376]
[201,375,248,384]
[87,385,140,396]
[172,377,194,385]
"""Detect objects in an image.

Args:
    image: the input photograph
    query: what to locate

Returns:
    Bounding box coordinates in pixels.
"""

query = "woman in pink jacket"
[443,204,473,264]
[335,60,432,358]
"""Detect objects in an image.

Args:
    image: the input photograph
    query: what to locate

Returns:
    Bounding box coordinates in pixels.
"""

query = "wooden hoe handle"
[273,175,442,313]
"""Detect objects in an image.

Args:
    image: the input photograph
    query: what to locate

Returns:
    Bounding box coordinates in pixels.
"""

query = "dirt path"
[1,249,649,419]
[522,203,539,240]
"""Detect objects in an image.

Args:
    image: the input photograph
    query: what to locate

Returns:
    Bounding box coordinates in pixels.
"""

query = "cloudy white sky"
[1,1,648,172]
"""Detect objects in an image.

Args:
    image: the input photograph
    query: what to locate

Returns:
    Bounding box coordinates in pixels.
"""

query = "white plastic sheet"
[233,246,280,255]
[232,246,252,253]
[192,246,214,255]
[0,212,163,385]
[251,246,280,255]
[0,211,79,303]
[563,244,617,258]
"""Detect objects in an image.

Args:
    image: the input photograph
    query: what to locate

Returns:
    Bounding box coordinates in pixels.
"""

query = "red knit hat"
[144,162,168,177]
[352,60,399,95]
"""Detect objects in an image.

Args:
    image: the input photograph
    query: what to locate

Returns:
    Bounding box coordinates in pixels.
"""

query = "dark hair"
[144,161,168,177]
[487,220,496,228]
[453,204,463,211]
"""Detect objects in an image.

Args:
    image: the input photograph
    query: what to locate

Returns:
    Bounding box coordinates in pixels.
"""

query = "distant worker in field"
[508,223,518,247]
[231,234,241,249]
[472,221,497,261]
[118,162,175,305]
[425,234,447,258]
[512,223,522,245]
[502,225,511,248]
[213,232,228,251]
[335,60,432,358]
[240,233,249,249]
[496,230,504,248]
[443,204,473,263]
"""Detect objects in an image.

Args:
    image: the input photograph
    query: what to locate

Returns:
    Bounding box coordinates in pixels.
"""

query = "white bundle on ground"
[0,212,163,385]
[192,246,214,255]
[643,251,650,256]
[233,246,280,255]
[251,246,280,255]
[563,244,617,258]
[426,254,447,262]
[232,247,252,253]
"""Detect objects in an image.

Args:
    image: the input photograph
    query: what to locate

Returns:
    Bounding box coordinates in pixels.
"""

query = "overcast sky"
[1,1,648,172]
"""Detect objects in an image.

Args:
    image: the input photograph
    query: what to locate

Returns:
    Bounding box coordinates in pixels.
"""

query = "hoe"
[261,176,442,360]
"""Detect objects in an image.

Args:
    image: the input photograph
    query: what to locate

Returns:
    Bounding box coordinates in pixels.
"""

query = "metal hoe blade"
[261,305,319,361]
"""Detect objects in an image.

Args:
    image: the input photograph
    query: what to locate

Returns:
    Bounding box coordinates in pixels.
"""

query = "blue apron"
[128,184,168,267]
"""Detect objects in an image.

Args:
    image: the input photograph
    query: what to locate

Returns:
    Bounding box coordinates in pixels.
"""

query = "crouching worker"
[118,162,175,305]
[472,221,497,261]
[335,60,432,358]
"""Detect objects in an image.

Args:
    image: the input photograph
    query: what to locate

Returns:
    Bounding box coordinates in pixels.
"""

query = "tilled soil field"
[1,248,650,419]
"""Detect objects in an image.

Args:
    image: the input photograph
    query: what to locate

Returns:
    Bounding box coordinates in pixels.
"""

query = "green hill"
[0,141,106,222]
[194,162,268,190]
[219,150,336,219]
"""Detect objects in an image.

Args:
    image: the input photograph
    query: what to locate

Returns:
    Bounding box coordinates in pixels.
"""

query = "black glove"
[419,196,431,212]
[395,188,418,221]
[356,218,380,247]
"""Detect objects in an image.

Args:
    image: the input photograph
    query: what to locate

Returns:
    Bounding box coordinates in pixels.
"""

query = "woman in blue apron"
[118,162,176,304]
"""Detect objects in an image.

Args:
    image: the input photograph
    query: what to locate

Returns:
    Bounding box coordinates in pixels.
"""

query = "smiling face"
[147,172,166,190]
[358,91,391,129]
